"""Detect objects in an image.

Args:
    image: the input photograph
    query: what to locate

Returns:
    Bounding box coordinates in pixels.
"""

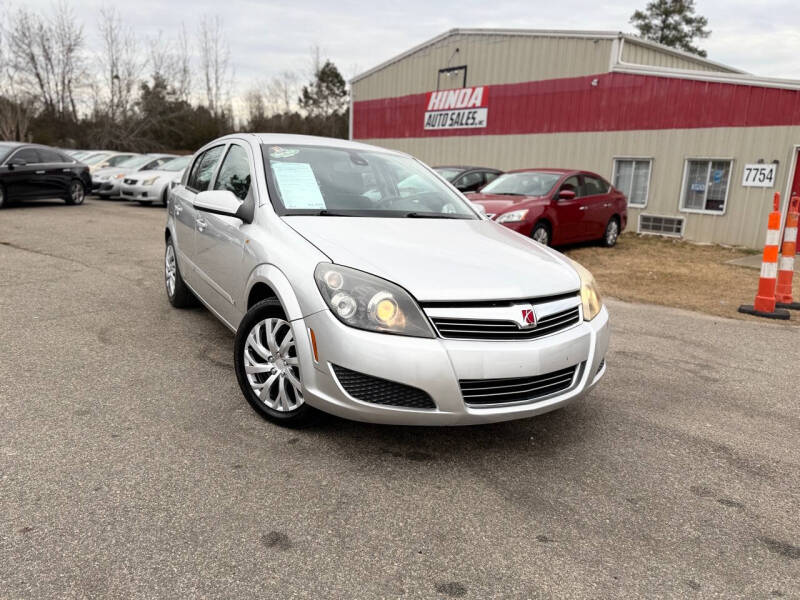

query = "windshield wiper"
[492,192,526,196]
[403,212,472,219]
[302,209,351,216]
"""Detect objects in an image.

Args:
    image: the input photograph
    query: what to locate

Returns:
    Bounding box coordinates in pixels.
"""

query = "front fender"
[245,264,322,322]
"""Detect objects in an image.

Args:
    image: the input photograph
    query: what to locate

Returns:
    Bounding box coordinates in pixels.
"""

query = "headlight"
[571,260,603,321]
[113,173,125,179]
[496,209,528,223]
[314,264,434,338]
[142,176,159,186]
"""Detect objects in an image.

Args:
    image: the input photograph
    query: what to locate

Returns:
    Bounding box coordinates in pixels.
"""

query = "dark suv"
[0,142,91,208]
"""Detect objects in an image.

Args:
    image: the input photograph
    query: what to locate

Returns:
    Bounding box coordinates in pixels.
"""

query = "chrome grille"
[431,305,580,341]
[460,365,578,406]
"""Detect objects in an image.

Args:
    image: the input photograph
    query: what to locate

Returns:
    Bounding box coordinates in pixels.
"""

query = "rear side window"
[583,175,609,196]
[38,148,65,163]
[12,147,41,163]
[187,146,225,192]
[214,145,251,200]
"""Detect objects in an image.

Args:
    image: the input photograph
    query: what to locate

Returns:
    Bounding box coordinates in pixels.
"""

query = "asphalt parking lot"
[1,198,799,599]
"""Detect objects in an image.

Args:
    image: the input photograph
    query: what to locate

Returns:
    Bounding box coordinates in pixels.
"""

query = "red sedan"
[469,169,627,247]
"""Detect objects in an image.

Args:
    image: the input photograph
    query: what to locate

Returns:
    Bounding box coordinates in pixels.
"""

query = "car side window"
[143,158,168,171]
[38,148,64,163]
[213,145,251,200]
[107,155,133,167]
[187,146,225,192]
[560,175,581,196]
[483,171,500,185]
[583,175,609,196]
[12,148,41,164]
[456,171,483,191]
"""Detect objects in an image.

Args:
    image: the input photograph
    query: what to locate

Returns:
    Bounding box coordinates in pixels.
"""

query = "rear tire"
[165,237,195,308]
[601,217,620,247]
[65,180,85,205]
[234,299,318,428]
[0,183,5,209]
[531,222,551,246]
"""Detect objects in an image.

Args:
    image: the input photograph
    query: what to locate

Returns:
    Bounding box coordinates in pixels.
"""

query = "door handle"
[35,170,45,174]
[196,216,207,232]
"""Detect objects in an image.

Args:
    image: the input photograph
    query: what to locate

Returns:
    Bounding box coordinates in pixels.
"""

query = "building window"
[613,158,651,207]
[681,159,732,214]
[437,65,467,90]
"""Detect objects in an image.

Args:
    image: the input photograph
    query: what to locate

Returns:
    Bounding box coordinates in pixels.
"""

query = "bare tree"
[0,22,35,140]
[5,2,85,120]
[147,23,192,102]
[97,6,143,121]
[197,15,231,117]
[266,71,298,114]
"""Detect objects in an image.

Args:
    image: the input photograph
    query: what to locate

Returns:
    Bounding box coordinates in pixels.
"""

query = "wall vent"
[638,214,684,237]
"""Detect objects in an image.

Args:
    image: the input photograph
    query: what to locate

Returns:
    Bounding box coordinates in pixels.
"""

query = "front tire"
[602,217,620,247]
[0,183,5,209]
[65,180,85,205]
[531,222,551,246]
[164,238,195,308]
[234,299,318,428]
[138,200,153,206]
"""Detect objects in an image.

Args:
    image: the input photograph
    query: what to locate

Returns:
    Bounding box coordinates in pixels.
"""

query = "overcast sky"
[13,0,800,101]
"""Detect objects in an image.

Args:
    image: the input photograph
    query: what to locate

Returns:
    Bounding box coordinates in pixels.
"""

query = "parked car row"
[0,141,191,209]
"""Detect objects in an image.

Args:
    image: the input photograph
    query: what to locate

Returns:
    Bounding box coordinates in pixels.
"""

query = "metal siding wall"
[352,34,614,102]
[621,41,736,73]
[358,126,800,248]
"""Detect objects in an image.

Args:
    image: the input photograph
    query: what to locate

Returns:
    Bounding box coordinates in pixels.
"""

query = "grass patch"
[564,233,796,323]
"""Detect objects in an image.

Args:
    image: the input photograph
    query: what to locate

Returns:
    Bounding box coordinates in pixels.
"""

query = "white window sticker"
[272,162,326,210]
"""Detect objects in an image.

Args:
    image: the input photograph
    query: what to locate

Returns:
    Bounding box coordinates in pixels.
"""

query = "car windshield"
[481,172,562,196]
[433,167,463,182]
[115,155,152,169]
[262,144,477,219]
[159,156,190,171]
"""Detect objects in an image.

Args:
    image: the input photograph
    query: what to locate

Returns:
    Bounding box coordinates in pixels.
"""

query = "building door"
[791,148,800,199]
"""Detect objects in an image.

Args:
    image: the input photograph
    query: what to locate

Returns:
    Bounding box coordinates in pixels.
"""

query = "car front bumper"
[120,182,160,201]
[293,305,609,425]
[96,180,122,196]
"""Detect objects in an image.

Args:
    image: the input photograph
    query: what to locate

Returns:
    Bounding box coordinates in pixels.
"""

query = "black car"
[0,142,91,208]
[433,165,503,193]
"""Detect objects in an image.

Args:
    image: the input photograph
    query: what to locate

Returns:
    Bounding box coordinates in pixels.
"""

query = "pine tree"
[630,0,711,57]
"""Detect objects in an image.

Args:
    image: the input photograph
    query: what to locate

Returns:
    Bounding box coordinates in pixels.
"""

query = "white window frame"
[679,157,734,216]
[611,156,653,208]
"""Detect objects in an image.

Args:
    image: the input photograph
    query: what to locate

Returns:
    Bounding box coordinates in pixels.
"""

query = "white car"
[164,133,609,427]
[93,154,176,199]
[120,156,190,206]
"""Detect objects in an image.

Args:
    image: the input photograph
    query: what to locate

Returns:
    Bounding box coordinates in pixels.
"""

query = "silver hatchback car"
[165,134,609,427]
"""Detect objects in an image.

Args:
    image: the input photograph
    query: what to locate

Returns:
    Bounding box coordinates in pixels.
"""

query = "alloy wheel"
[243,318,303,412]
[532,226,550,245]
[70,181,84,204]
[165,244,177,298]
[606,220,619,246]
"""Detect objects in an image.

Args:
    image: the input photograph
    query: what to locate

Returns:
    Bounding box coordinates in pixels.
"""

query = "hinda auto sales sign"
[423,86,488,130]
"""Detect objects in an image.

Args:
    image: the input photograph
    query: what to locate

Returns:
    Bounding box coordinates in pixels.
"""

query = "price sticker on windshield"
[742,164,776,188]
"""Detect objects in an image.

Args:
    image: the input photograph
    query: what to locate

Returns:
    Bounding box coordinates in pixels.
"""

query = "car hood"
[125,168,182,181]
[93,167,129,178]
[283,217,580,301]
[469,193,548,214]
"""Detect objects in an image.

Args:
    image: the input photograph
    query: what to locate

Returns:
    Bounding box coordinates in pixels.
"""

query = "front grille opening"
[460,365,579,406]
[431,306,580,341]
[331,365,436,410]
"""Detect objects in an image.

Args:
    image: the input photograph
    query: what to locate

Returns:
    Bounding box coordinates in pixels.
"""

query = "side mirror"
[558,189,576,201]
[194,189,249,222]
[469,201,487,218]
[7,158,27,169]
